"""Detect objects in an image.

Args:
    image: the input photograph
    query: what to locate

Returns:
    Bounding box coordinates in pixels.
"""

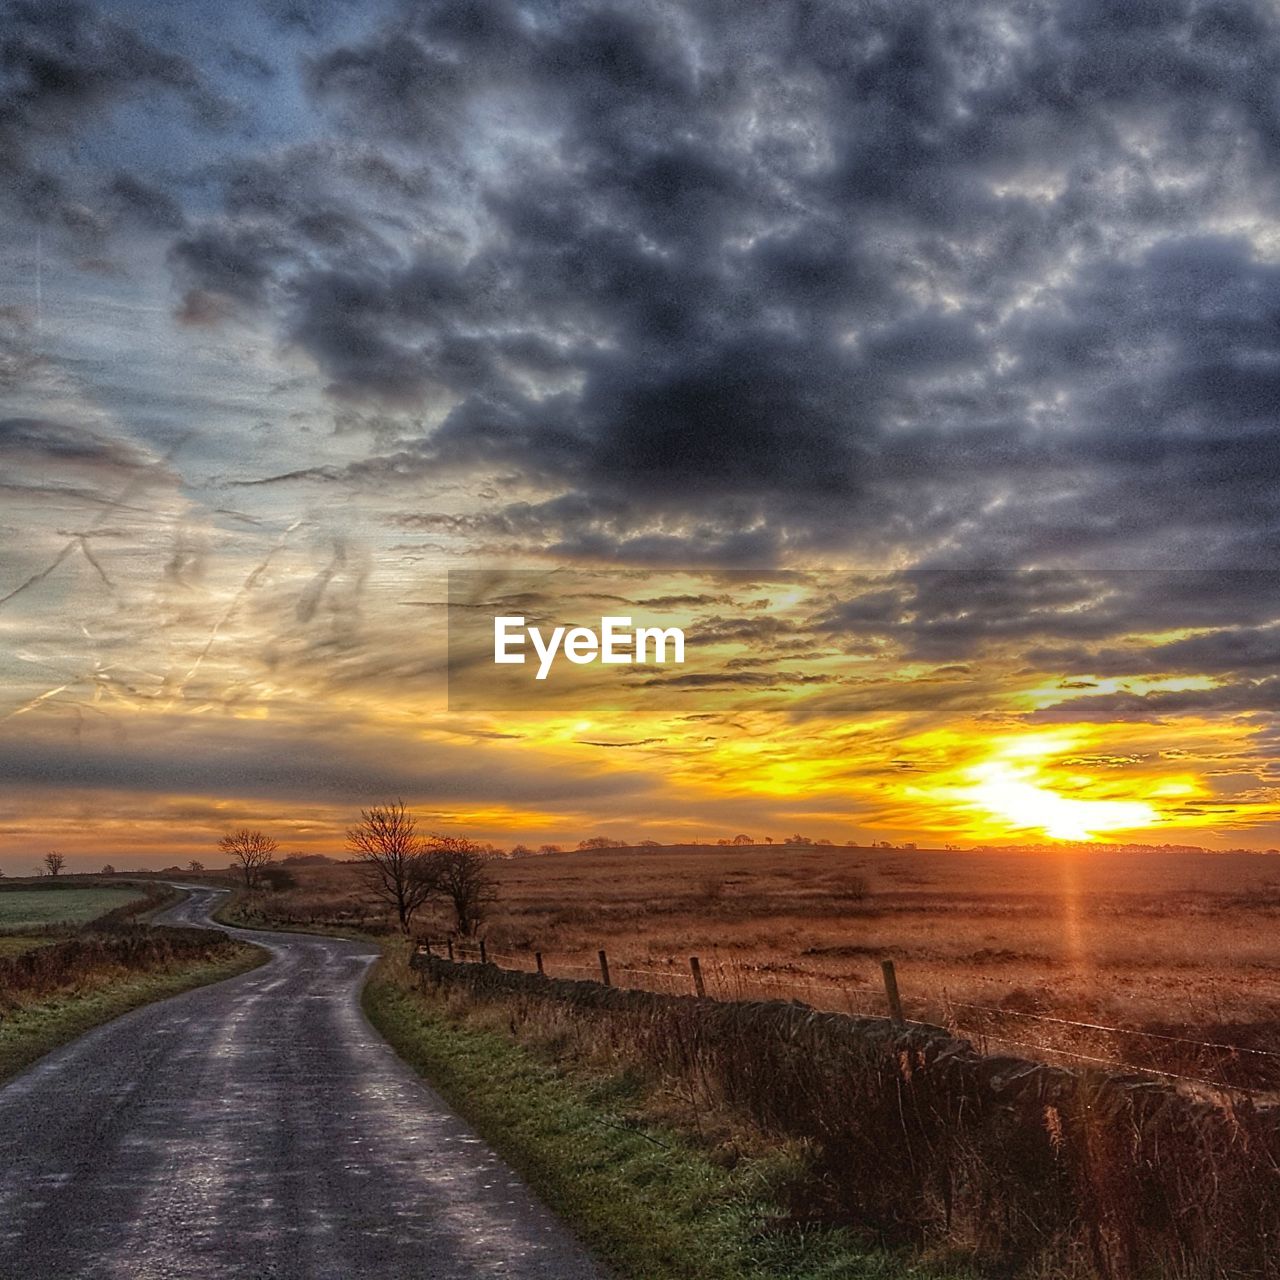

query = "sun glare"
[965,760,1157,840]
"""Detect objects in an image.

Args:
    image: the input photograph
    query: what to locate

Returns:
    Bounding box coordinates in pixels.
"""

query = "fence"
[410,944,1280,1279]
[421,938,1280,1096]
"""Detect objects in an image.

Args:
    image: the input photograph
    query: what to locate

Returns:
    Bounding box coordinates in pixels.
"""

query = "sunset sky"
[4,1,1280,869]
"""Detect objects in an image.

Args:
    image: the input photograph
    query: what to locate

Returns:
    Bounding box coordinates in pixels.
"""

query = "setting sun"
[963,759,1158,841]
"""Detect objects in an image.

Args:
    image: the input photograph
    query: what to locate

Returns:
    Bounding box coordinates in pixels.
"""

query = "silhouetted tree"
[347,801,433,933]
[578,836,615,850]
[424,836,497,937]
[537,843,562,854]
[43,851,65,876]
[100,864,115,875]
[732,833,753,845]
[188,859,205,872]
[218,829,278,888]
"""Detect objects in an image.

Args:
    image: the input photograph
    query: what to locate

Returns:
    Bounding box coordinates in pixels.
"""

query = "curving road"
[0,887,604,1279]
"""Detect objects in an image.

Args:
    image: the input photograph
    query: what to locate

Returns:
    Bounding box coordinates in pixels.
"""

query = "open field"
[250,844,1280,1085]
[0,886,146,931]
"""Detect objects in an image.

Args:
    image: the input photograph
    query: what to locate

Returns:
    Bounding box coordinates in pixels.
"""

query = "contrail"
[0,542,76,609]
[177,517,306,691]
[0,433,193,612]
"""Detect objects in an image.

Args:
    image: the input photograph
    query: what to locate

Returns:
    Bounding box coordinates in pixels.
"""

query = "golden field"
[254,842,1280,1084]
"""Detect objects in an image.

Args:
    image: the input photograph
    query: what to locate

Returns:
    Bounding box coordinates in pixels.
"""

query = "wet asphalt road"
[0,887,604,1279]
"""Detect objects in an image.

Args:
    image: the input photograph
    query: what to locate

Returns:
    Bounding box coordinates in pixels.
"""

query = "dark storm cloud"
[151,0,1280,566]
[14,0,1280,568]
[0,0,227,233]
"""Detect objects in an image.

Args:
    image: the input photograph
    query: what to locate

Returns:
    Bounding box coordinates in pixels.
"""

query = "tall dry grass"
[414,952,1280,1280]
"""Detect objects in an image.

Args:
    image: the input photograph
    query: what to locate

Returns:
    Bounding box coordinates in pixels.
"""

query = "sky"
[3,0,1280,869]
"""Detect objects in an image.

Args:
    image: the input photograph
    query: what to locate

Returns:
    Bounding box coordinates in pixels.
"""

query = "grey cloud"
[7,0,1280,571]
[0,416,160,476]
[154,0,1280,566]
[0,0,227,233]
[0,717,656,806]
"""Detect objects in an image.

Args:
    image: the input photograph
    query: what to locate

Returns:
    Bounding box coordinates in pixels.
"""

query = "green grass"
[0,943,267,1083]
[0,886,145,930]
[364,961,954,1280]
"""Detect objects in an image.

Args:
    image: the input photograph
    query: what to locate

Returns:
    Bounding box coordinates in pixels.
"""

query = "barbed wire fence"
[426,936,1280,1097]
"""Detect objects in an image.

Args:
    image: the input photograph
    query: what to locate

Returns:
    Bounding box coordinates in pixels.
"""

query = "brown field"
[258,843,1280,1086]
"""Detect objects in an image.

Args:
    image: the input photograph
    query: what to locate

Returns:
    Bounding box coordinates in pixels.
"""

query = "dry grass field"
[253,843,1280,1086]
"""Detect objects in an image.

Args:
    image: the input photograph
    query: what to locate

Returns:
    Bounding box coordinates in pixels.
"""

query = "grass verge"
[364,950,957,1280]
[0,943,267,1083]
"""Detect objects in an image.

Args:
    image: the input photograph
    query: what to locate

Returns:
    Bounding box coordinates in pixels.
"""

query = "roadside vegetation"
[0,880,265,1081]
[365,945,959,1280]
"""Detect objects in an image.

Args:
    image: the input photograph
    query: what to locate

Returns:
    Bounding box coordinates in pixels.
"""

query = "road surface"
[0,887,604,1279]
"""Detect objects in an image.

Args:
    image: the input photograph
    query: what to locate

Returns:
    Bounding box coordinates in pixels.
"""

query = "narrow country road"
[0,887,605,1279]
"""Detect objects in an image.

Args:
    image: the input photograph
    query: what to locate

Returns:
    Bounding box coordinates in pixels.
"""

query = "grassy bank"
[213,889,382,941]
[0,885,149,931]
[0,942,266,1082]
[364,948,953,1280]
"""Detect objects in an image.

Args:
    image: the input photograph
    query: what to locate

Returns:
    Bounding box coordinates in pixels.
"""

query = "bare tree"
[424,835,497,937]
[100,864,115,875]
[347,801,434,933]
[43,851,65,876]
[218,829,278,888]
[187,859,205,872]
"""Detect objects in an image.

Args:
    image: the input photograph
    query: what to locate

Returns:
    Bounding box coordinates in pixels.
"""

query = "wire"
[970,1032,1264,1095]
[424,951,1277,1087]
[948,1001,1280,1060]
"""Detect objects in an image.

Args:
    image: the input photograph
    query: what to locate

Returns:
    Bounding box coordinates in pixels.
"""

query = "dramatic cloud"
[5,0,1280,861]
[143,0,1280,565]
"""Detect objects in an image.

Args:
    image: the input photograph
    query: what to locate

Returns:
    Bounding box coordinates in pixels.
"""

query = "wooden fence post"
[881,958,904,1026]
[422,938,433,957]
[446,937,454,961]
[535,951,544,976]
[598,949,611,986]
[479,939,487,965]
[690,956,706,998]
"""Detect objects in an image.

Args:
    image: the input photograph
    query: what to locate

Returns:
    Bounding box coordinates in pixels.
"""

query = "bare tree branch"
[217,829,278,888]
[346,800,434,933]
[424,836,497,938]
